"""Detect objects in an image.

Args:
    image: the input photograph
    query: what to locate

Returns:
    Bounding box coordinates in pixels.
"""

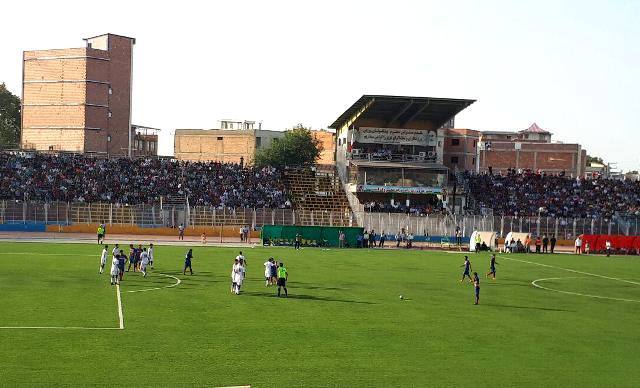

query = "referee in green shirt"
[277,262,288,297]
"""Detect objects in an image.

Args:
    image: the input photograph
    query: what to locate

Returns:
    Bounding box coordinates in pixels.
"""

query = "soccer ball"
[399,295,404,300]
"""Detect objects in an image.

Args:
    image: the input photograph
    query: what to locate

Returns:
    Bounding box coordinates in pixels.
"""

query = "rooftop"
[329,95,475,130]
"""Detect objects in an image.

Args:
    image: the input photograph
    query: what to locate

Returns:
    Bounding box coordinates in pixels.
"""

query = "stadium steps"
[283,166,352,226]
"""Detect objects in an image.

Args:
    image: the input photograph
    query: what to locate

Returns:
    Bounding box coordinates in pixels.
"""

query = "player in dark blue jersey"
[460,256,473,282]
[473,272,480,305]
[486,254,498,280]
[183,249,194,275]
[117,252,126,282]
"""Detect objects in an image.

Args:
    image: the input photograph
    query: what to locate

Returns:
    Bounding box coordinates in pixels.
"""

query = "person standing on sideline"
[97,224,105,244]
[99,245,109,274]
[575,236,582,254]
[201,232,207,245]
[148,243,154,269]
[395,231,401,248]
[294,233,301,250]
[535,236,542,254]
[542,235,549,253]
[485,254,498,280]
[550,236,557,254]
[363,230,370,249]
[473,272,481,305]
[379,231,386,248]
[460,256,473,282]
[474,233,482,253]
[277,262,288,297]
[178,223,185,241]
[455,226,462,247]
[606,240,612,257]
[338,231,345,248]
[184,249,194,275]
[239,226,244,242]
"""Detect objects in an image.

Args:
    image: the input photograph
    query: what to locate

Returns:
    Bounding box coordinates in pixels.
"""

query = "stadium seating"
[283,166,352,226]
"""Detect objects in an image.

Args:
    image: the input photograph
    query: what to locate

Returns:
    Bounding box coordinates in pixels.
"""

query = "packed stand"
[0,152,290,208]
[363,198,445,216]
[463,169,640,219]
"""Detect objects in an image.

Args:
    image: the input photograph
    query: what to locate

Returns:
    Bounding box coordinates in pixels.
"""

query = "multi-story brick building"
[442,128,480,172]
[476,123,587,177]
[174,120,335,165]
[21,33,134,156]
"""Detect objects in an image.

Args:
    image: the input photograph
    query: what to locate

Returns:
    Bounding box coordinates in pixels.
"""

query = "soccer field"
[0,242,639,387]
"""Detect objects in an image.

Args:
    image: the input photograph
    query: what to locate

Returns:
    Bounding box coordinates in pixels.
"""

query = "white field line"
[125,273,182,293]
[501,255,640,286]
[0,280,124,331]
[0,252,94,257]
[116,283,124,329]
[531,277,640,303]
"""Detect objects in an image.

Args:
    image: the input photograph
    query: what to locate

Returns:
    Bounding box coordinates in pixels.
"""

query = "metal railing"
[1,200,636,237]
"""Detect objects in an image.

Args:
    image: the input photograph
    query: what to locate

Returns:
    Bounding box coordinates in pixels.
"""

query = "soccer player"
[473,272,480,305]
[112,244,121,259]
[110,255,120,285]
[184,249,194,275]
[486,254,498,280]
[606,240,612,257]
[264,258,274,286]
[277,262,288,297]
[140,248,150,277]
[117,252,126,282]
[99,245,109,274]
[148,243,154,269]
[460,256,473,282]
[127,244,136,272]
[236,251,246,268]
[201,232,207,245]
[231,258,239,294]
[233,258,246,295]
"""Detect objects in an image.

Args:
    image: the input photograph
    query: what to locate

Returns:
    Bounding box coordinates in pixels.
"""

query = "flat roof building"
[21,33,135,156]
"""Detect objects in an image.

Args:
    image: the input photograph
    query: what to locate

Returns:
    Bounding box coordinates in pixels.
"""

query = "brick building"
[174,120,335,165]
[442,128,480,172]
[476,123,587,177]
[21,33,134,156]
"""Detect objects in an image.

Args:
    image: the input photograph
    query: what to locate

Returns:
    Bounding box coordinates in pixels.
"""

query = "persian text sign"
[356,185,443,194]
[356,127,436,146]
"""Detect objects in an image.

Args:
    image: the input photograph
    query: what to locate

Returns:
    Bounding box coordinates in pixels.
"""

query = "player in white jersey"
[99,245,109,274]
[232,258,246,295]
[110,256,120,285]
[264,258,274,286]
[148,243,154,268]
[231,258,240,294]
[112,244,121,259]
[236,251,246,268]
[140,248,150,277]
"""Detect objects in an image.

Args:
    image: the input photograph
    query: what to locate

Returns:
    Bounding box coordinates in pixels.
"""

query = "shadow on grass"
[240,291,376,304]
[484,303,572,312]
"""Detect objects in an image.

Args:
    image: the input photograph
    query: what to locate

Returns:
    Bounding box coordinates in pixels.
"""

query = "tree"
[0,83,21,148]
[254,124,323,168]
[586,155,604,166]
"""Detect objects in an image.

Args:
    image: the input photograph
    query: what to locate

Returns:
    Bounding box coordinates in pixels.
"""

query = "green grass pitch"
[0,242,639,387]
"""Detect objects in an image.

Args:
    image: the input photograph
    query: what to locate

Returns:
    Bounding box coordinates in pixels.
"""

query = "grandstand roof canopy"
[329,95,476,130]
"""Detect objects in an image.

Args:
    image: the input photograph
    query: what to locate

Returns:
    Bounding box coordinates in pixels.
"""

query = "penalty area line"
[501,256,640,286]
[531,277,640,303]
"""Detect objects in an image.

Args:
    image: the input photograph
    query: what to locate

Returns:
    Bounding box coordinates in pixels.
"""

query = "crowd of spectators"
[464,169,640,219]
[363,198,445,216]
[0,152,291,208]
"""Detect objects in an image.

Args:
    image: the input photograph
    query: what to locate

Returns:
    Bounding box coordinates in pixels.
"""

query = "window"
[256,137,262,147]
[451,156,459,164]
[473,140,477,148]
[217,136,223,141]
[472,157,476,165]
[338,138,342,146]
[451,139,460,146]
[108,88,113,95]
[108,111,112,118]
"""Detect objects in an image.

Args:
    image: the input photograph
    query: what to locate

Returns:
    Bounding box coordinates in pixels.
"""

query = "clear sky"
[1,0,638,170]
